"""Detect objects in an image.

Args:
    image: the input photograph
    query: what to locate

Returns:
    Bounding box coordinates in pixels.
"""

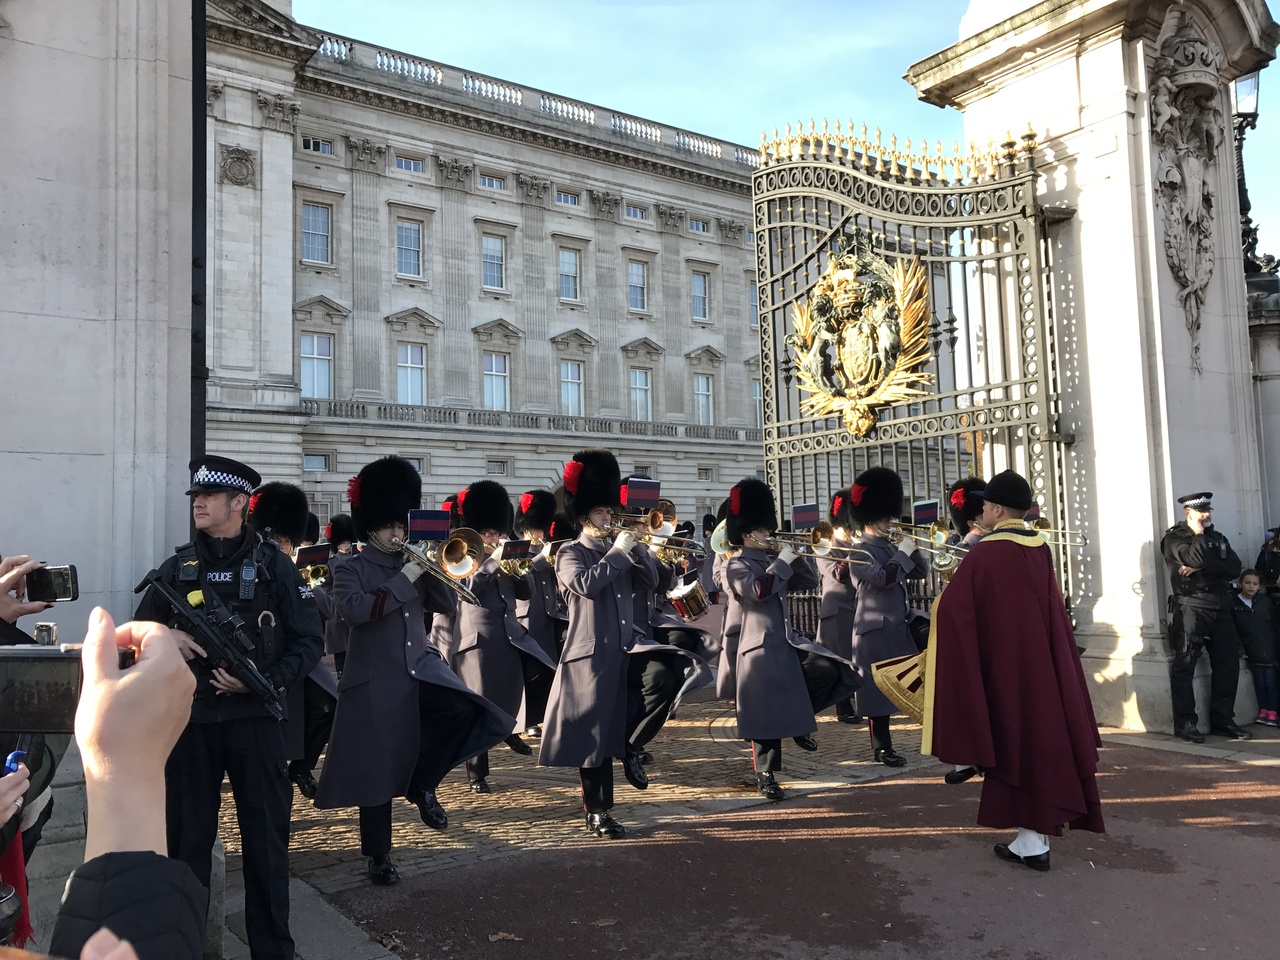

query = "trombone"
[890,520,951,545]
[773,521,872,562]
[390,529,485,605]
[1028,518,1089,546]
[605,512,707,558]
[744,533,871,564]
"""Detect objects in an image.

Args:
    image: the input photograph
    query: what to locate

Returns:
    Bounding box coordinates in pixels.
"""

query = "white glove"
[401,560,428,583]
[777,545,798,566]
[613,531,637,555]
[489,541,506,564]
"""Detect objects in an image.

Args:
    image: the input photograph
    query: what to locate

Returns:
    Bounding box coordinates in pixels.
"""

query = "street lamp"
[1232,71,1276,275]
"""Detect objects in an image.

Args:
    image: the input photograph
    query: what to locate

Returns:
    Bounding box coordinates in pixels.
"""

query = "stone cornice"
[207,0,318,67]
[294,73,751,197]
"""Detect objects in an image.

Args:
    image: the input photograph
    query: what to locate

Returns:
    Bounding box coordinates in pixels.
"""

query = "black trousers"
[657,626,701,653]
[521,649,555,728]
[752,739,782,773]
[868,714,893,751]
[835,697,859,719]
[1170,601,1241,731]
[579,760,614,813]
[287,676,335,776]
[165,717,293,960]
[358,682,482,857]
[798,650,842,713]
[626,650,682,750]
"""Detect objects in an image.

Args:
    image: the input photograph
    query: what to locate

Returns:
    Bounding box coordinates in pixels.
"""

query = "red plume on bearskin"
[950,488,967,510]
[520,492,534,513]
[249,492,261,515]
[729,486,742,516]
[850,484,866,506]
[619,483,630,507]
[456,489,468,508]
[324,522,333,540]
[832,494,844,518]
[346,476,362,507]
[563,460,584,494]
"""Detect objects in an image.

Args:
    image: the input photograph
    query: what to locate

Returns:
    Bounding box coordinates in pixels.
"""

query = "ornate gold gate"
[753,125,1076,597]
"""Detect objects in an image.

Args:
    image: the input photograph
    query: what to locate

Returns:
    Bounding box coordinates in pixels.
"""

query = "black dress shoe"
[468,776,491,794]
[622,750,649,790]
[367,854,400,886]
[407,790,448,829]
[944,765,981,785]
[874,748,907,767]
[994,843,1051,872]
[637,750,654,765]
[1175,724,1206,744]
[836,713,865,725]
[585,812,627,839]
[504,733,533,755]
[756,771,785,801]
[1210,724,1254,740]
[290,770,318,800]
[793,734,818,751]
[524,724,542,738]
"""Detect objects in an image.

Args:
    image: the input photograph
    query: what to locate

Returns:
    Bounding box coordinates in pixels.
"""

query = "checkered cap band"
[191,465,255,493]
[1182,496,1211,509]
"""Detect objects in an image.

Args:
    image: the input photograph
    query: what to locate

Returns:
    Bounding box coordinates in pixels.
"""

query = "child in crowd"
[1231,569,1279,727]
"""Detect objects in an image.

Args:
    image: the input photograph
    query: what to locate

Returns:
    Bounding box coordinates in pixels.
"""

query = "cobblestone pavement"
[219,691,930,897]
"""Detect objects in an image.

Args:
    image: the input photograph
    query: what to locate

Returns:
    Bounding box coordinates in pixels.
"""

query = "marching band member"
[815,488,863,725]
[322,513,356,677]
[248,482,339,803]
[514,489,567,737]
[315,457,512,887]
[846,467,924,768]
[947,477,989,556]
[712,498,743,702]
[725,479,859,801]
[452,480,558,794]
[539,450,658,839]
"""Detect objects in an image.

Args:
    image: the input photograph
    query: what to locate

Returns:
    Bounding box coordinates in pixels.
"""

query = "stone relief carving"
[589,189,621,220]
[206,82,224,117]
[516,173,551,202]
[346,136,386,171]
[717,217,746,243]
[218,145,256,187]
[656,204,687,231]
[256,91,300,133]
[436,156,473,188]
[1150,10,1226,374]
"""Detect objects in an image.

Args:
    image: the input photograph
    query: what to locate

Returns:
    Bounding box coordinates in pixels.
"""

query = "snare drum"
[667,579,710,622]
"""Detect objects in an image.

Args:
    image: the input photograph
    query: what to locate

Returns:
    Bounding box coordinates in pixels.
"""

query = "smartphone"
[25,565,79,603]
[0,647,82,733]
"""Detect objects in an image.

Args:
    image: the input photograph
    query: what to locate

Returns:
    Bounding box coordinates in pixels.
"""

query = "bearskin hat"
[563,449,621,520]
[304,512,320,546]
[947,477,987,534]
[326,513,355,546]
[249,482,310,545]
[515,489,557,537]
[460,480,512,534]
[702,512,717,536]
[828,487,855,531]
[849,467,903,528]
[548,511,578,542]
[725,478,777,547]
[348,456,421,541]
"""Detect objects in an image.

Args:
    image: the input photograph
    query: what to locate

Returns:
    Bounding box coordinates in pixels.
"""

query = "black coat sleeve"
[132,555,182,623]
[263,551,324,691]
[48,851,206,960]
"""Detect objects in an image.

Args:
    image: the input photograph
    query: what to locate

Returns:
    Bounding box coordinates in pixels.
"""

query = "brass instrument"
[298,563,330,589]
[710,520,732,557]
[1028,518,1089,546]
[890,520,951,545]
[744,533,870,564]
[498,539,543,577]
[390,531,484,606]
[605,511,707,559]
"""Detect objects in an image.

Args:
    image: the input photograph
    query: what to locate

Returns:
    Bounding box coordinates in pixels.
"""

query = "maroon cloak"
[930,524,1104,836]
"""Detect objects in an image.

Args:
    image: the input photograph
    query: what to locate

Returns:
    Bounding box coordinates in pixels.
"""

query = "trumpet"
[390,532,483,606]
[298,563,330,589]
[1028,518,1089,546]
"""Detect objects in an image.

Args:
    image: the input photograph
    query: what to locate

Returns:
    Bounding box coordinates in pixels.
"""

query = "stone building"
[206,0,763,523]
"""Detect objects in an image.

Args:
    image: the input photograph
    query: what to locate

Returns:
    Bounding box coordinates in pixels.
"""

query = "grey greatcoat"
[629,553,714,706]
[320,551,353,657]
[726,548,858,740]
[515,553,567,660]
[847,534,920,717]
[538,533,658,768]
[315,546,513,809]
[815,556,857,660]
[453,555,557,728]
[713,552,742,699]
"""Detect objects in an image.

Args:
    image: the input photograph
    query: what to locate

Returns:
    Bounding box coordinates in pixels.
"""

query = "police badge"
[785,242,932,436]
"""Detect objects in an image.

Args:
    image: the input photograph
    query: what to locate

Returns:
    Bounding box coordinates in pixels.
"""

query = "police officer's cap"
[185,455,261,496]
[1178,491,1213,510]
[973,469,1033,511]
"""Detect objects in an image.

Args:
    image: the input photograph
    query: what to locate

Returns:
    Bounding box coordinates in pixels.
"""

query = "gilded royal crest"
[785,243,932,436]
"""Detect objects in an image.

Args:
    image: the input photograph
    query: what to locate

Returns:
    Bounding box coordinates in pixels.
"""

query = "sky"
[293,0,1280,255]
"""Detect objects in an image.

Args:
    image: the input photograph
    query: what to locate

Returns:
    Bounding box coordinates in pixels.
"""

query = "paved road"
[219,695,1280,959]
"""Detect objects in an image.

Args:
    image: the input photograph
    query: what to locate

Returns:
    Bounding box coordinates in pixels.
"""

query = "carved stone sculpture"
[256,91,300,133]
[346,136,386,171]
[218,145,256,187]
[1150,10,1226,374]
[436,156,473,188]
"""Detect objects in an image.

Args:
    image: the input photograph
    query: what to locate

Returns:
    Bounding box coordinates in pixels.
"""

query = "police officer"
[1161,491,1252,743]
[134,456,323,960]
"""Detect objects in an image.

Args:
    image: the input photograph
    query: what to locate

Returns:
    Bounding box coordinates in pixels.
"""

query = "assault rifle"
[134,570,287,720]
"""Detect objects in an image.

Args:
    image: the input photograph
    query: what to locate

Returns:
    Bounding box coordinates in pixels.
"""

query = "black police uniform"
[134,460,323,960]
[1161,515,1243,736]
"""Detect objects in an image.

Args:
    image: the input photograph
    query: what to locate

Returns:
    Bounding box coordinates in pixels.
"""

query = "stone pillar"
[518,173,550,411]
[590,190,623,415]
[438,157,474,406]
[658,204,687,421]
[908,0,1277,731]
[348,136,387,399]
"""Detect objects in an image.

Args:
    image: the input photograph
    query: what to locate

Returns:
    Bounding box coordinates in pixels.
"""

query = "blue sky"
[293,0,1280,255]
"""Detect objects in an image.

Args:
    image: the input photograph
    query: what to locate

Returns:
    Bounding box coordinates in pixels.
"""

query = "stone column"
[438,156,474,405]
[908,0,1277,731]
[658,204,687,421]
[347,136,387,399]
[590,190,623,414]
[518,173,551,410]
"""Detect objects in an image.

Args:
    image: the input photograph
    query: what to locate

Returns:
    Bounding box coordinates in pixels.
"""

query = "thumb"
[82,607,119,684]
[80,927,122,960]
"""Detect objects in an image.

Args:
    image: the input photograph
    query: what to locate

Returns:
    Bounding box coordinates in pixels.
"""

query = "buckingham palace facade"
[205,0,764,524]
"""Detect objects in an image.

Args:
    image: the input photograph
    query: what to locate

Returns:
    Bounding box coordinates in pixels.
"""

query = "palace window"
[395,219,422,277]
[301,136,332,155]
[560,360,584,417]
[478,174,505,190]
[689,218,709,233]
[483,352,509,411]
[630,367,652,421]
[301,203,331,263]
[556,190,580,206]
[749,282,759,328]
[481,234,505,289]
[691,271,709,320]
[558,248,580,301]
[395,155,424,173]
[628,261,647,311]
[300,333,332,399]
[396,343,426,405]
[625,204,648,220]
[694,374,714,425]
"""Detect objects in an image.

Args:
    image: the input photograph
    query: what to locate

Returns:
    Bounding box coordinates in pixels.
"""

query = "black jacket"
[48,851,205,960]
[1161,522,1242,605]
[134,528,323,723]
[1232,593,1280,666]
